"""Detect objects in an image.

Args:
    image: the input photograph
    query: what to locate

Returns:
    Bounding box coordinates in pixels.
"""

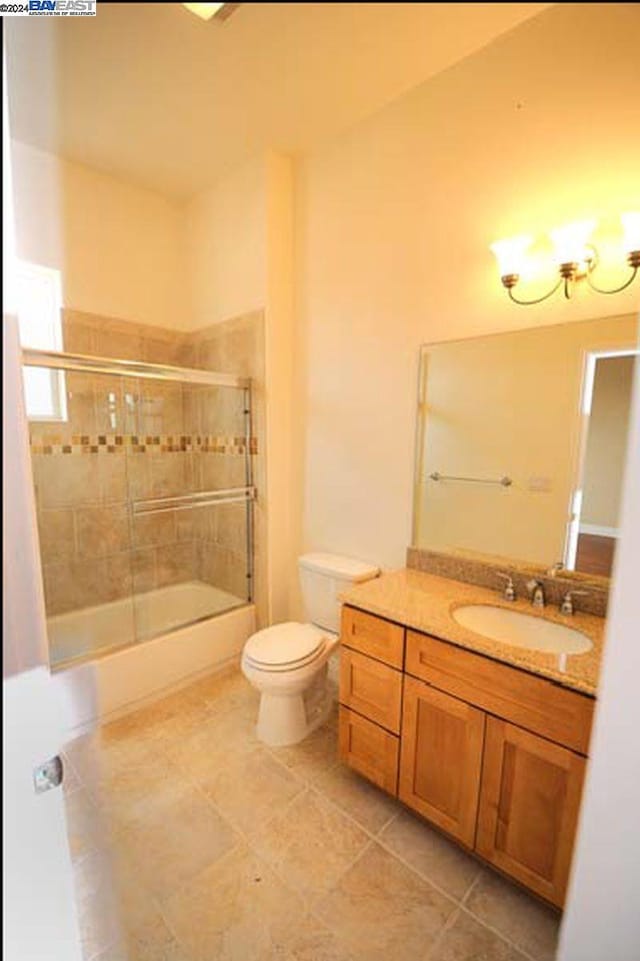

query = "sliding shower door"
[128,376,254,642]
[29,367,138,666]
[24,351,255,668]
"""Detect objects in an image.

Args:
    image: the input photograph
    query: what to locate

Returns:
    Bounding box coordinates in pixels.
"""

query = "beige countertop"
[340,568,604,697]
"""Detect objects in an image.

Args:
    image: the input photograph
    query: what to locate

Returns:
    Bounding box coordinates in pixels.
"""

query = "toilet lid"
[244,622,325,668]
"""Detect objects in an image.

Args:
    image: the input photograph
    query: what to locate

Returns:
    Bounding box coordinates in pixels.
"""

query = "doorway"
[565,349,638,576]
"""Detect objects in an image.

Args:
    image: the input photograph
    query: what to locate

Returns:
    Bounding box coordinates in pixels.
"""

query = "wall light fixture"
[491,213,640,305]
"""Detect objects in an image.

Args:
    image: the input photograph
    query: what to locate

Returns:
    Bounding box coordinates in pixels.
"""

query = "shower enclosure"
[23,348,255,669]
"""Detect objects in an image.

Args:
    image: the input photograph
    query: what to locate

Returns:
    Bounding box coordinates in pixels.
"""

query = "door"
[476,717,586,907]
[398,675,485,847]
[3,48,82,953]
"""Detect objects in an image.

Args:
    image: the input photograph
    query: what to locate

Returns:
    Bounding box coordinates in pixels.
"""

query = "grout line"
[456,900,545,961]
[424,906,462,961]
[461,867,483,905]
[305,837,376,919]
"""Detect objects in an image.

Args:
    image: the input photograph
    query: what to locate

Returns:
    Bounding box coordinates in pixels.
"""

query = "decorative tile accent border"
[30,434,258,455]
[407,546,608,618]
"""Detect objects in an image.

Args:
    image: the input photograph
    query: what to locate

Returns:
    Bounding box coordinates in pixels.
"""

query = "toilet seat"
[243,622,328,672]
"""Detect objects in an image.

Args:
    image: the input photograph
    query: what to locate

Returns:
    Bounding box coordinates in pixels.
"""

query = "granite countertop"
[340,568,604,697]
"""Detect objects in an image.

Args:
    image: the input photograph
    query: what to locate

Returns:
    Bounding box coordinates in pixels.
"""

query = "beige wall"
[187,152,296,624]
[185,157,267,329]
[415,316,637,566]
[582,355,636,531]
[294,4,640,584]
[11,142,187,331]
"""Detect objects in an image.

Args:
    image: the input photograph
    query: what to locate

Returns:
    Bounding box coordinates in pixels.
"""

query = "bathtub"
[48,580,255,737]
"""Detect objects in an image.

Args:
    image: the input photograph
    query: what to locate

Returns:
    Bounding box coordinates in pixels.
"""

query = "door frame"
[563,345,638,570]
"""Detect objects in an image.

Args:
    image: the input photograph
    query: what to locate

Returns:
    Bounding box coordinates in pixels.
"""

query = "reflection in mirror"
[572,353,635,577]
[413,314,638,579]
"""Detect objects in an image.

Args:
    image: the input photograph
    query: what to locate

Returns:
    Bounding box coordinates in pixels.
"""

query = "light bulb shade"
[550,219,596,266]
[621,212,640,254]
[489,235,532,278]
[182,3,225,20]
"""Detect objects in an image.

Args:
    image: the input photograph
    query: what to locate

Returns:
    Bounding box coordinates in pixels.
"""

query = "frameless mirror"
[412,313,638,581]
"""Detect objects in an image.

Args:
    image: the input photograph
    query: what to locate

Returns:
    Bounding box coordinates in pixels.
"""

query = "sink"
[451,605,593,655]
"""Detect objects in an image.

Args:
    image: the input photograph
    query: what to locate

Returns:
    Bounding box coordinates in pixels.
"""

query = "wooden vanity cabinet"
[338,604,594,908]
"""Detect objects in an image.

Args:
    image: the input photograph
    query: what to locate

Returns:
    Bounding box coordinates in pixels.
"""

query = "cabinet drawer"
[339,706,399,795]
[341,606,404,668]
[406,631,594,755]
[340,648,403,733]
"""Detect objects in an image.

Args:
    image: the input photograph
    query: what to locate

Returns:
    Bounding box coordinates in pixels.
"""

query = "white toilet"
[241,552,379,747]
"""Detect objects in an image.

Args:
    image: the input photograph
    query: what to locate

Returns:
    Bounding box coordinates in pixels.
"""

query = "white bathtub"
[48,580,255,737]
[48,580,247,667]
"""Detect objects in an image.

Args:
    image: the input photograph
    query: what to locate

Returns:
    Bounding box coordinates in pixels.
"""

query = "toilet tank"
[298,552,379,633]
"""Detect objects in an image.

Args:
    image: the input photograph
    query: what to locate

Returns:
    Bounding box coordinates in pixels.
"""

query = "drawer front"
[341,606,404,669]
[340,648,403,733]
[339,706,399,795]
[406,631,594,755]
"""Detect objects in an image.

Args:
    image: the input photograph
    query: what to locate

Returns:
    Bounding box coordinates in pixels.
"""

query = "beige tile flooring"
[63,657,560,961]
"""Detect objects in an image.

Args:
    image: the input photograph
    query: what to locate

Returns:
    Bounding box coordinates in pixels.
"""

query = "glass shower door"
[127,375,254,643]
[28,366,138,667]
[24,349,255,664]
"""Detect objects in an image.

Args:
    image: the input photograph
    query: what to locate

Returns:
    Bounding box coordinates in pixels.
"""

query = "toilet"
[241,552,379,746]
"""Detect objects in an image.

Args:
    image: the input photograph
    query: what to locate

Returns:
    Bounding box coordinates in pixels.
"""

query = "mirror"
[413,313,638,580]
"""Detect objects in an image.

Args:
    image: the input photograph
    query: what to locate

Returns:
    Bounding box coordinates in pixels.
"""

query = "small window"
[15,260,67,422]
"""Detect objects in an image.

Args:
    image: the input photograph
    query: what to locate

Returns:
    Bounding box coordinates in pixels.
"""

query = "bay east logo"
[28,0,96,14]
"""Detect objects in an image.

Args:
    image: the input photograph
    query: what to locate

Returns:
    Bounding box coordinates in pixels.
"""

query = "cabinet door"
[476,717,586,907]
[398,676,485,847]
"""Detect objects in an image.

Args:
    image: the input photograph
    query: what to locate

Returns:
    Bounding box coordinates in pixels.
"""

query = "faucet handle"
[496,572,516,601]
[560,589,588,615]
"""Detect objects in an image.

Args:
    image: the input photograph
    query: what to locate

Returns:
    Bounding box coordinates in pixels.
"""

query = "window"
[15,260,67,422]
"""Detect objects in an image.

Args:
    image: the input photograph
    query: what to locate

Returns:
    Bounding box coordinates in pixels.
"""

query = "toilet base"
[256,664,332,747]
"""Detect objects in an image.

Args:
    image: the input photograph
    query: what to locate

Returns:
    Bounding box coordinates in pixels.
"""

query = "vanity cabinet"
[338,604,595,908]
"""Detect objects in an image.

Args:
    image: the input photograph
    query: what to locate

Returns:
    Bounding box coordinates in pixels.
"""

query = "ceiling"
[6,2,549,199]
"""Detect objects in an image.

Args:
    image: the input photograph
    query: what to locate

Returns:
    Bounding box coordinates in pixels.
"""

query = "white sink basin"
[451,605,592,655]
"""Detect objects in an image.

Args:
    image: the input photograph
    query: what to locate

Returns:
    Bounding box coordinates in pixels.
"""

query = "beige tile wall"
[30,310,265,623]
[188,312,266,623]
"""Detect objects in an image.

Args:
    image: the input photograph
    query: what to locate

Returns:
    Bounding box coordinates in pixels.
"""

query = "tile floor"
[63,657,561,961]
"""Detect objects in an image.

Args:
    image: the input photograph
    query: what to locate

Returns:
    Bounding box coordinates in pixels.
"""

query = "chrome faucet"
[527,579,545,608]
[547,561,565,577]
[496,572,516,601]
[560,590,588,615]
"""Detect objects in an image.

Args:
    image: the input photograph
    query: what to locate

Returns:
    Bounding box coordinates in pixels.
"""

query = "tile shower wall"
[30,310,264,623]
[188,312,267,623]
